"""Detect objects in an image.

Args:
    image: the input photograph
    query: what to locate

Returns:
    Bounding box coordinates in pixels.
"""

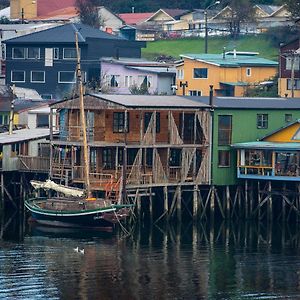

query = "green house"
[186,96,300,186]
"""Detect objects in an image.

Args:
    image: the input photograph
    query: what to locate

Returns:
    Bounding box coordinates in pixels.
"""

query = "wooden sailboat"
[25,32,132,229]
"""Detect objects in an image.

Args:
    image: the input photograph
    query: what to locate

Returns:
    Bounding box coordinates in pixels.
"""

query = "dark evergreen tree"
[75,0,101,28]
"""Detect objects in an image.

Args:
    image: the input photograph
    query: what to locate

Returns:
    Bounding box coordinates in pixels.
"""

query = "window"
[41,94,52,100]
[246,68,251,77]
[58,71,76,83]
[53,48,59,60]
[287,79,300,90]
[28,47,40,59]
[12,47,25,59]
[103,148,113,169]
[286,56,300,70]
[169,149,181,166]
[31,71,45,83]
[124,75,133,87]
[63,48,78,59]
[138,75,152,88]
[144,112,160,133]
[11,70,25,82]
[177,69,184,79]
[189,90,202,96]
[218,150,230,167]
[218,115,232,145]
[109,75,120,87]
[193,68,208,79]
[11,143,20,156]
[113,112,129,133]
[36,114,49,128]
[285,114,292,123]
[257,114,268,129]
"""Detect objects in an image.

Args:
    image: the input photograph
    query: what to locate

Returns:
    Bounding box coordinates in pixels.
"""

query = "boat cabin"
[233,120,300,181]
[50,94,210,195]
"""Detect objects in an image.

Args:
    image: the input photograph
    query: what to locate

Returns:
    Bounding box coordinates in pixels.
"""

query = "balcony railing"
[18,156,50,172]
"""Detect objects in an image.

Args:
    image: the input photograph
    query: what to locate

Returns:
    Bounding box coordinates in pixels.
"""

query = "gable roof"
[145,9,190,22]
[254,4,281,16]
[118,13,154,25]
[180,53,278,67]
[4,23,125,44]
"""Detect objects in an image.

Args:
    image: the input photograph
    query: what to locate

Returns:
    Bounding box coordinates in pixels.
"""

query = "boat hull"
[25,198,132,229]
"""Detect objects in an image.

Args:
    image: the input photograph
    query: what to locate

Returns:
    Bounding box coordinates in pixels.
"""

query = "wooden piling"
[177,186,182,223]
[193,185,199,221]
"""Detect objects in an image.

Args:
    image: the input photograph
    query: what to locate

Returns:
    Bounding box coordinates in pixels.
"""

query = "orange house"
[176,51,278,97]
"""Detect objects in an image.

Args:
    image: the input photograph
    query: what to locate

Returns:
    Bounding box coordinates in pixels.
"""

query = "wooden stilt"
[177,186,182,223]
[268,181,272,223]
[164,186,168,217]
[226,185,230,219]
[0,173,4,211]
[258,181,261,220]
[210,186,215,222]
[193,185,199,221]
[149,187,153,223]
[282,182,286,222]
[245,180,249,219]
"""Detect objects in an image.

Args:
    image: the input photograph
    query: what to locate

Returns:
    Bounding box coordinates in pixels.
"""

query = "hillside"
[142,35,278,61]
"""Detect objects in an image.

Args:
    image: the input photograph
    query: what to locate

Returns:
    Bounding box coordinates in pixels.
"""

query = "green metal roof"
[232,141,300,150]
[220,81,249,86]
[180,53,278,67]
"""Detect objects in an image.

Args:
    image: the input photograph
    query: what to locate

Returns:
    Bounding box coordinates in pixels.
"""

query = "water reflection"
[1,213,300,299]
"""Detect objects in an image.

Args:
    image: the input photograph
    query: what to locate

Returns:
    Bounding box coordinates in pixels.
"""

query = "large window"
[113,112,129,133]
[109,75,120,87]
[58,71,76,83]
[257,114,268,129]
[218,150,230,167]
[12,47,25,59]
[103,148,113,169]
[28,47,40,59]
[286,56,300,70]
[144,112,160,133]
[218,115,232,145]
[63,48,78,59]
[177,69,184,79]
[31,71,45,83]
[287,79,300,90]
[138,75,152,88]
[11,70,25,82]
[36,114,49,128]
[193,68,208,79]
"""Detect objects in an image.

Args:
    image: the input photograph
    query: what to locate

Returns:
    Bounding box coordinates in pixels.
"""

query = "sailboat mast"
[75,31,90,196]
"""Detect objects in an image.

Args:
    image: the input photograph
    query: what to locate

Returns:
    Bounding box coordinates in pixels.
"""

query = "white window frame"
[11,70,25,83]
[193,68,208,79]
[189,90,202,96]
[109,75,120,87]
[124,75,133,87]
[63,48,78,60]
[246,68,251,77]
[58,71,76,83]
[287,79,300,90]
[12,47,26,59]
[31,71,45,83]
[177,69,184,80]
[27,47,40,59]
[286,56,300,71]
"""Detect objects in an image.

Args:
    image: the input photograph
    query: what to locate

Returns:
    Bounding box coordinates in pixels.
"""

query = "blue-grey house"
[4,23,146,100]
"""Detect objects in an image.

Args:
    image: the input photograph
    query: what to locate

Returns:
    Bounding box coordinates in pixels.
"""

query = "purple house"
[100,58,176,95]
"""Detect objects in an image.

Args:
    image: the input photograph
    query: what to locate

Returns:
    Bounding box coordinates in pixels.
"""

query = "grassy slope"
[142,35,278,60]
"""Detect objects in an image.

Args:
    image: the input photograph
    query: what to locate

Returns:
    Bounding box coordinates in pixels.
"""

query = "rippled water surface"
[1,214,300,299]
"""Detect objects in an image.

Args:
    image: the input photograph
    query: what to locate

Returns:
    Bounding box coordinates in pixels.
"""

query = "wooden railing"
[238,165,273,176]
[18,155,50,172]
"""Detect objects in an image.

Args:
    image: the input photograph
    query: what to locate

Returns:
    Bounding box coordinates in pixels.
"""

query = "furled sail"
[30,180,85,197]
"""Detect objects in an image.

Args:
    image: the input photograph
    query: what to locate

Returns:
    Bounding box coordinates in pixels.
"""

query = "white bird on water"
[73,247,79,252]
[80,249,85,254]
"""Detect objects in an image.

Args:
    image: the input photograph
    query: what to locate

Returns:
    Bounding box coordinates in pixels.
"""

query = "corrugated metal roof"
[0,128,50,144]
[126,66,176,74]
[185,96,300,109]
[4,23,125,44]
[181,53,278,67]
[220,81,248,86]
[90,94,208,108]
[118,13,154,25]
[232,141,300,150]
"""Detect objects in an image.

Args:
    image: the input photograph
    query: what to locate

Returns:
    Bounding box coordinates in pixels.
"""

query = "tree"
[284,0,300,19]
[222,0,255,38]
[75,0,100,28]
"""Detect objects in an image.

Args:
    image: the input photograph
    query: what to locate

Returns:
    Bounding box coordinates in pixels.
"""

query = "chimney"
[223,47,226,59]
[209,85,214,107]
[233,48,237,58]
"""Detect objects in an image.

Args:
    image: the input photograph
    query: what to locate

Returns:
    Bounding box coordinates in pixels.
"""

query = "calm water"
[1,212,300,300]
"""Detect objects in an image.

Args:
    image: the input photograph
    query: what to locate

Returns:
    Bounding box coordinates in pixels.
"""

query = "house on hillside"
[100,57,176,95]
[97,6,124,35]
[176,51,278,97]
[278,38,300,98]
[3,23,146,99]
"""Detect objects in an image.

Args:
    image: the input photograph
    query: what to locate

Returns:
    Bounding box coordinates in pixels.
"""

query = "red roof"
[118,12,154,25]
[34,6,78,20]
[37,0,76,16]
